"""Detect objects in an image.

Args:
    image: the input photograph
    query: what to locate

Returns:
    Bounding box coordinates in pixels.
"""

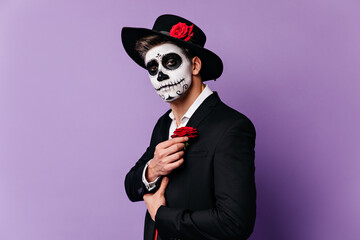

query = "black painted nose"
[157,71,169,81]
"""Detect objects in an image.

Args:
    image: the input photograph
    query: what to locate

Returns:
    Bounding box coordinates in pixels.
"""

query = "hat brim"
[121,27,223,81]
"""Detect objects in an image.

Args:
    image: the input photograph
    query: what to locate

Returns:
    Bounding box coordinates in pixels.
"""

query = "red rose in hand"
[171,126,198,150]
[169,22,194,41]
[171,126,198,139]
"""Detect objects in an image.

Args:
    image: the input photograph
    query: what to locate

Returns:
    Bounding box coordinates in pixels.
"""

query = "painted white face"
[145,43,192,102]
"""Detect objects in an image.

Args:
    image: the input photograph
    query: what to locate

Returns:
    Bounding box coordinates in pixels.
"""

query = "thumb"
[158,177,169,195]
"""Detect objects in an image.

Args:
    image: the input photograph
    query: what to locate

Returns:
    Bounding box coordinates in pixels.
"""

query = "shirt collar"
[169,84,213,121]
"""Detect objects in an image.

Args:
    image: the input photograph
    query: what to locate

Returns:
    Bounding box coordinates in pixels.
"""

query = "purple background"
[1,0,359,239]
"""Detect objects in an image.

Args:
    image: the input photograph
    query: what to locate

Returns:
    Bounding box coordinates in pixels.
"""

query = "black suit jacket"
[125,92,256,240]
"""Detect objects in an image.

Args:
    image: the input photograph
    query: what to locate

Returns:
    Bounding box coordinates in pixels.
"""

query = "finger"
[163,150,184,164]
[154,144,184,162]
[157,177,169,195]
[157,137,189,149]
[166,158,184,171]
[162,143,185,157]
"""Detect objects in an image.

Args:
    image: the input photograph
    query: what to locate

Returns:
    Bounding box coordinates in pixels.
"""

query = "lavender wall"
[1,0,359,239]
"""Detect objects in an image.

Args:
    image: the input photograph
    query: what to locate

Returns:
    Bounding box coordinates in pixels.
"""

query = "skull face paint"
[145,43,192,102]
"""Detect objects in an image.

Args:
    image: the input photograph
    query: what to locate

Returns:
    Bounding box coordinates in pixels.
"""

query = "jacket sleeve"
[124,120,161,202]
[155,118,256,240]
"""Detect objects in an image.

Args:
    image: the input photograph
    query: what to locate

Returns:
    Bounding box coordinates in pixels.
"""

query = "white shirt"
[142,84,213,191]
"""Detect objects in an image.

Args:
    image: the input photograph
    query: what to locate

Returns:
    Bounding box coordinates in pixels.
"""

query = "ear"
[191,56,202,75]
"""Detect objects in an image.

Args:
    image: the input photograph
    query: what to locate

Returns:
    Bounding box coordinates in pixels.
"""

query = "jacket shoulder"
[213,100,256,134]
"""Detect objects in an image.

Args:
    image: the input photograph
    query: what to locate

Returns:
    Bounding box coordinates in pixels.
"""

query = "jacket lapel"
[156,92,220,143]
[158,109,172,142]
[186,91,220,129]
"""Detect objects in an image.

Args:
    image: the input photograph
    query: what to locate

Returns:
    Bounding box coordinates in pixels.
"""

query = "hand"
[146,137,188,182]
[143,177,169,221]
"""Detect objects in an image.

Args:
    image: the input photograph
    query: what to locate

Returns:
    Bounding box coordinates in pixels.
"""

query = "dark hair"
[135,35,194,61]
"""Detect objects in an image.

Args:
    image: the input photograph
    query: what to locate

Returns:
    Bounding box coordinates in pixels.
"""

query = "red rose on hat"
[169,22,194,41]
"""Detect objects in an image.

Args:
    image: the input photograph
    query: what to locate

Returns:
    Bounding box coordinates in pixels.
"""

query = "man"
[122,14,256,240]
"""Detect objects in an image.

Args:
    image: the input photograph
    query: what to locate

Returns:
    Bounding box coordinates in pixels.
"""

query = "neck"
[170,77,205,127]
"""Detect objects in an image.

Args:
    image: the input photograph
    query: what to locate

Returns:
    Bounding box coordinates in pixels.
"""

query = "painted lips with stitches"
[155,78,185,91]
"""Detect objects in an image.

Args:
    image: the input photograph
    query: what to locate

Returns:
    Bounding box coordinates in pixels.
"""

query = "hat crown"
[152,14,206,47]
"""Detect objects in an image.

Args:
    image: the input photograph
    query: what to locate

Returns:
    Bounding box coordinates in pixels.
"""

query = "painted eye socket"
[146,60,159,76]
[162,53,182,70]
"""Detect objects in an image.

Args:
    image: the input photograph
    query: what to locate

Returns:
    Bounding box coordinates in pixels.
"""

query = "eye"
[162,53,182,70]
[148,65,158,75]
[166,58,176,67]
[150,65,158,73]
[146,60,159,76]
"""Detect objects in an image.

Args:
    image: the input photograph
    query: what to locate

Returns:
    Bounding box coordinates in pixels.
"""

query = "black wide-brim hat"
[121,14,223,81]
